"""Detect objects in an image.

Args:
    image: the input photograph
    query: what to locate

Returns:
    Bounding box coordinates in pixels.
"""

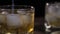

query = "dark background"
[0,0,60,17]
[0,0,45,17]
[0,0,60,33]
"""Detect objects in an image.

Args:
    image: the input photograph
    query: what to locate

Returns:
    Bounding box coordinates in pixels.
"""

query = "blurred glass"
[0,5,34,34]
[45,2,60,34]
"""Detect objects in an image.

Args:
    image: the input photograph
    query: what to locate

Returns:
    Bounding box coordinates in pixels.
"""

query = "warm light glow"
[28,28,33,32]
[1,12,8,14]
[2,12,5,14]
[46,3,49,6]
[6,32,11,34]
[31,6,34,9]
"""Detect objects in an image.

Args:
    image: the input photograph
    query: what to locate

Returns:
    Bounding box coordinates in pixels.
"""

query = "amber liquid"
[46,14,60,28]
[49,18,60,28]
[0,12,34,34]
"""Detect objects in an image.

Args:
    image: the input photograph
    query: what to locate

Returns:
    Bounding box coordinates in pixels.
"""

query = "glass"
[45,2,60,34]
[0,5,34,34]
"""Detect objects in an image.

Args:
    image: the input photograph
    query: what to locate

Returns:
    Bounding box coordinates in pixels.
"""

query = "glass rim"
[46,2,60,6]
[0,5,35,9]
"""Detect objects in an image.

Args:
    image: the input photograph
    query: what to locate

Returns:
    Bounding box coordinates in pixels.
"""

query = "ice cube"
[1,11,8,14]
[17,9,26,14]
[7,14,23,27]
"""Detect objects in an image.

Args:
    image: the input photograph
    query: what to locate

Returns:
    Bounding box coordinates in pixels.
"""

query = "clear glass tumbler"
[45,2,60,34]
[0,5,35,34]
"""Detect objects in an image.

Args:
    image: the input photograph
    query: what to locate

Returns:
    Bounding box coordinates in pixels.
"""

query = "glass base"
[45,27,60,34]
